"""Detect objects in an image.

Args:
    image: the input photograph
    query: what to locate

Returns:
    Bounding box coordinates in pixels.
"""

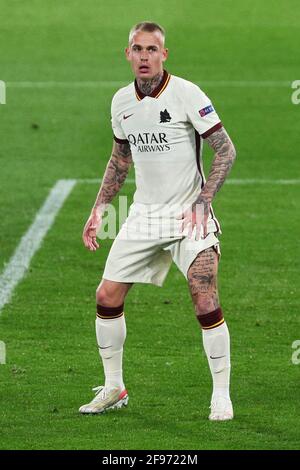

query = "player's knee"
[96,285,111,306]
[194,297,217,317]
[96,284,125,307]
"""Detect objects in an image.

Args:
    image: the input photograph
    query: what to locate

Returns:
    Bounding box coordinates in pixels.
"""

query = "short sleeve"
[185,83,222,138]
[111,94,129,144]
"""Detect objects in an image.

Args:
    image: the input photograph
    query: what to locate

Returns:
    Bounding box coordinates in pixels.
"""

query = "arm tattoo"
[93,141,132,212]
[198,127,236,204]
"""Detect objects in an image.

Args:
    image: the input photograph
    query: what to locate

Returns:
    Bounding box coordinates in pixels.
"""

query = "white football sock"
[95,314,126,390]
[202,322,231,401]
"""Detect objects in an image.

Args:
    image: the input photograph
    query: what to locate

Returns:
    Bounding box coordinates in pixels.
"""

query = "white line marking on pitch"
[6,80,291,88]
[0,341,6,364]
[0,179,76,314]
[225,178,300,185]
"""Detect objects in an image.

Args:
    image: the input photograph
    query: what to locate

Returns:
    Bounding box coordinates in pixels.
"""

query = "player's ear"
[125,47,131,61]
[162,48,169,62]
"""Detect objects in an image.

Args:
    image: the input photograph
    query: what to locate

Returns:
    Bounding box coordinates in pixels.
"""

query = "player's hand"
[177,196,210,240]
[82,209,101,251]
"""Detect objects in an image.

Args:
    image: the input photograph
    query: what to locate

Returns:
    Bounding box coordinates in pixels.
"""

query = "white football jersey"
[111,70,221,236]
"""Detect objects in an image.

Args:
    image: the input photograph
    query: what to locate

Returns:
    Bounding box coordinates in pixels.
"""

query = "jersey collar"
[134,69,171,101]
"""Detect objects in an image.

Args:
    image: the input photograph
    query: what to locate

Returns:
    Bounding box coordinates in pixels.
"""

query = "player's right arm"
[82,140,132,251]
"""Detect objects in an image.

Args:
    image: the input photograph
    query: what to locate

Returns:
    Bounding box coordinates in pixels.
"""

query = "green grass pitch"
[0,0,300,450]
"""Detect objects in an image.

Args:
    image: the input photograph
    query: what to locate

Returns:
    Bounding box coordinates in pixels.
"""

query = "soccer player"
[80,21,236,420]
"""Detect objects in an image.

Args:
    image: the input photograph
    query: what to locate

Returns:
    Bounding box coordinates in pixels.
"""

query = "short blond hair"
[129,21,165,46]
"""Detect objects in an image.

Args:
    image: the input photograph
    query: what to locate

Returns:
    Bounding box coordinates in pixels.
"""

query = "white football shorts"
[102,217,220,287]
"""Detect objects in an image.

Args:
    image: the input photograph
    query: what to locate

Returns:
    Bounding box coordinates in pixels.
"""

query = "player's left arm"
[180,126,236,239]
[199,126,236,204]
[195,126,236,236]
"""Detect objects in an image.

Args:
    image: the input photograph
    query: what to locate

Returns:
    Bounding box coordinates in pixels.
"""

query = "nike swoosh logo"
[98,345,112,350]
[210,355,226,359]
[123,113,134,120]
